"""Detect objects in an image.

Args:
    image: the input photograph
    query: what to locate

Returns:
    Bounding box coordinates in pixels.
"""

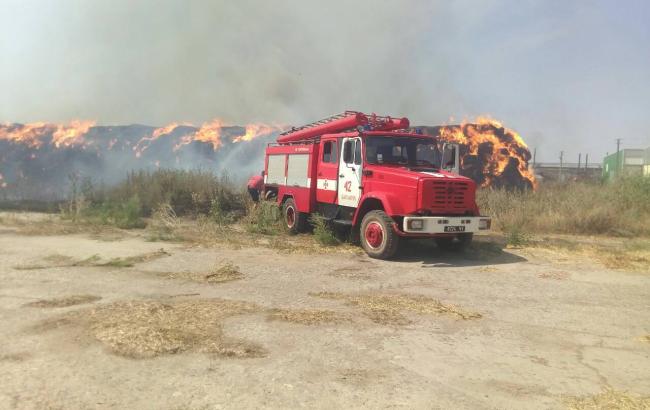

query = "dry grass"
[95,249,170,268]
[329,266,372,280]
[0,352,31,362]
[564,388,650,410]
[33,299,265,359]
[539,270,570,280]
[163,262,244,284]
[638,335,650,343]
[267,308,351,325]
[528,237,650,274]
[312,292,482,325]
[14,249,170,271]
[0,211,127,236]
[24,294,101,308]
[478,177,650,238]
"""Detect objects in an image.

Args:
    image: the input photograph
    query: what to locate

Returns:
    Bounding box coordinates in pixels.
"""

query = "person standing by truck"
[247,171,264,202]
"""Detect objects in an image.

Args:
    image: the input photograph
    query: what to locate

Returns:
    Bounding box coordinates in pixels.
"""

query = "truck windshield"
[365,136,440,168]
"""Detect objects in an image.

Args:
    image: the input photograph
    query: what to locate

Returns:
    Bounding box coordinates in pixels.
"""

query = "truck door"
[316,138,339,203]
[338,137,362,208]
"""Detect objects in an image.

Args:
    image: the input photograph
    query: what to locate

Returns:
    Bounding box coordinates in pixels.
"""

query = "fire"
[232,123,282,143]
[51,120,96,147]
[435,116,537,190]
[134,122,190,157]
[2,118,284,156]
[0,121,95,148]
[174,119,225,151]
[0,122,54,148]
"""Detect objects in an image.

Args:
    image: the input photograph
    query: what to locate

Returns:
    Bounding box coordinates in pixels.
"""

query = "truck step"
[332,219,353,226]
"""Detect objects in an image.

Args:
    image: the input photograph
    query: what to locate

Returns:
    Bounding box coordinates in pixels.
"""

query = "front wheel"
[435,233,473,252]
[282,198,308,234]
[360,210,400,259]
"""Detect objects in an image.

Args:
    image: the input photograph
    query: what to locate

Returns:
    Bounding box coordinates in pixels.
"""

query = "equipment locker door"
[338,137,362,208]
[316,138,339,203]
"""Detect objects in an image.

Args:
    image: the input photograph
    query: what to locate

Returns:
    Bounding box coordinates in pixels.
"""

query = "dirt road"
[0,215,648,409]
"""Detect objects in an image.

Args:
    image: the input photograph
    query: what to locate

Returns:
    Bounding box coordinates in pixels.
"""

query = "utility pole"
[616,138,622,175]
[533,148,537,167]
[559,151,564,181]
[585,153,589,170]
[578,153,582,172]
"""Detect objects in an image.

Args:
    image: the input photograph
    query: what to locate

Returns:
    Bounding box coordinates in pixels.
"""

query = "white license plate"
[444,226,465,232]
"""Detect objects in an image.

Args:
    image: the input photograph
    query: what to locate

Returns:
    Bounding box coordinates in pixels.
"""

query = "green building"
[602,149,645,180]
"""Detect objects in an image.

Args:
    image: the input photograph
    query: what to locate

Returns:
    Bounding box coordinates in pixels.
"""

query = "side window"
[354,139,362,165]
[322,141,332,163]
[329,140,338,163]
[343,140,353,163]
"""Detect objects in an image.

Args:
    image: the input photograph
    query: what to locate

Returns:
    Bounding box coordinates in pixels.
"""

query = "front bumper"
[402,216,491,234]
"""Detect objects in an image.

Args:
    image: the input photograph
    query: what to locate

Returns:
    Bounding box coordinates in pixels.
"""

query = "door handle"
[339,174,344,178]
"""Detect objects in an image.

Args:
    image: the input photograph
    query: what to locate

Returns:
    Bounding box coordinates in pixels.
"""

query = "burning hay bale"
[82,299,263,359]
[24,294,102,308]
[312,292,481,325]
[267,308,351,325]
[419,117,537,190]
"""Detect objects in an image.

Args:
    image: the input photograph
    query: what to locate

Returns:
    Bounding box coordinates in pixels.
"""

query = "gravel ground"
[0,217,648,409]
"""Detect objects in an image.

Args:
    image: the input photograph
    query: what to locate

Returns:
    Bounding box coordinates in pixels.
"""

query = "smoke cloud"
[1,0,649,162]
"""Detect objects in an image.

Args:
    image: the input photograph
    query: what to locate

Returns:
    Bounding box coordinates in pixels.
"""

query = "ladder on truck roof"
[279,111,361,137]
[277,111,410,144]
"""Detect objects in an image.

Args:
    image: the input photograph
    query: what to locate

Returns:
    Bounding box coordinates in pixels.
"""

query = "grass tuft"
[85,299,264,359]
[312,292,481,325]
[564,388,650,410]
[243,201,283,235]
[24,295,101,308]
[267,308,350,325]
[310,215,340,246]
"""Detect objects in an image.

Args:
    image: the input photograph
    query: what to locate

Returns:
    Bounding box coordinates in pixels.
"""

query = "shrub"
[310,214,340,246]
[243,201,282,235]
[82,195,146,229]
[93,169,248,218]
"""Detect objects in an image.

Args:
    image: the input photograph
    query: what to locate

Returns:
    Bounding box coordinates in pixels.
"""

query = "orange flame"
[0,122,53,148]
[51,120,96,148]
[437,116,537,189]
[174,119,225,151]
[134,122,190,157]
[232,123,283,143]
[0,121,95,148]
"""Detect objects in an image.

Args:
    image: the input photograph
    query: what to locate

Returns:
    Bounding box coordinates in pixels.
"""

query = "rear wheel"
[283,198,307,234]
[360,210,400,259]
[435,233,473,252]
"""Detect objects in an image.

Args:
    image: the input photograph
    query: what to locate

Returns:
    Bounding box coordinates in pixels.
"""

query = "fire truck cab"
[261,111,491,259]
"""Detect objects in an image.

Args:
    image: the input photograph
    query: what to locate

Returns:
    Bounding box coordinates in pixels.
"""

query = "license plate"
[444,226,465,232]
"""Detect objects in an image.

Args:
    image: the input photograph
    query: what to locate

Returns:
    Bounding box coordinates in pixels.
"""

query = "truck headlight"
[407,219,424,230]
[479,218,491,230]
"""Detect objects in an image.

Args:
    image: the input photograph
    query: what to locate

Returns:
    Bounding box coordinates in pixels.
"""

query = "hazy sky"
[1,0,649,161]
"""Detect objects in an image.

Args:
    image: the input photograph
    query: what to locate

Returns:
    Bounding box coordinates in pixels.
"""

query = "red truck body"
[259,111,491,259]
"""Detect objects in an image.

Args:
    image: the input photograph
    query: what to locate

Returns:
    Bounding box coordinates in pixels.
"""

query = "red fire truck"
[257,111,491,259]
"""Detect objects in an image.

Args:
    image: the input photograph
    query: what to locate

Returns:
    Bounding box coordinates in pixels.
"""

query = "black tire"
[360,210,400,259]
[282,198,308,234]
[435,233,473,252]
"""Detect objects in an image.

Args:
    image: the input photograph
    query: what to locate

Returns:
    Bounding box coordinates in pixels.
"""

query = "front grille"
[429,180,469,210]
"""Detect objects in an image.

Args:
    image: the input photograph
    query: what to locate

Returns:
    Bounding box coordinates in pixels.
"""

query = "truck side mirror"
[441,143,460,174]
